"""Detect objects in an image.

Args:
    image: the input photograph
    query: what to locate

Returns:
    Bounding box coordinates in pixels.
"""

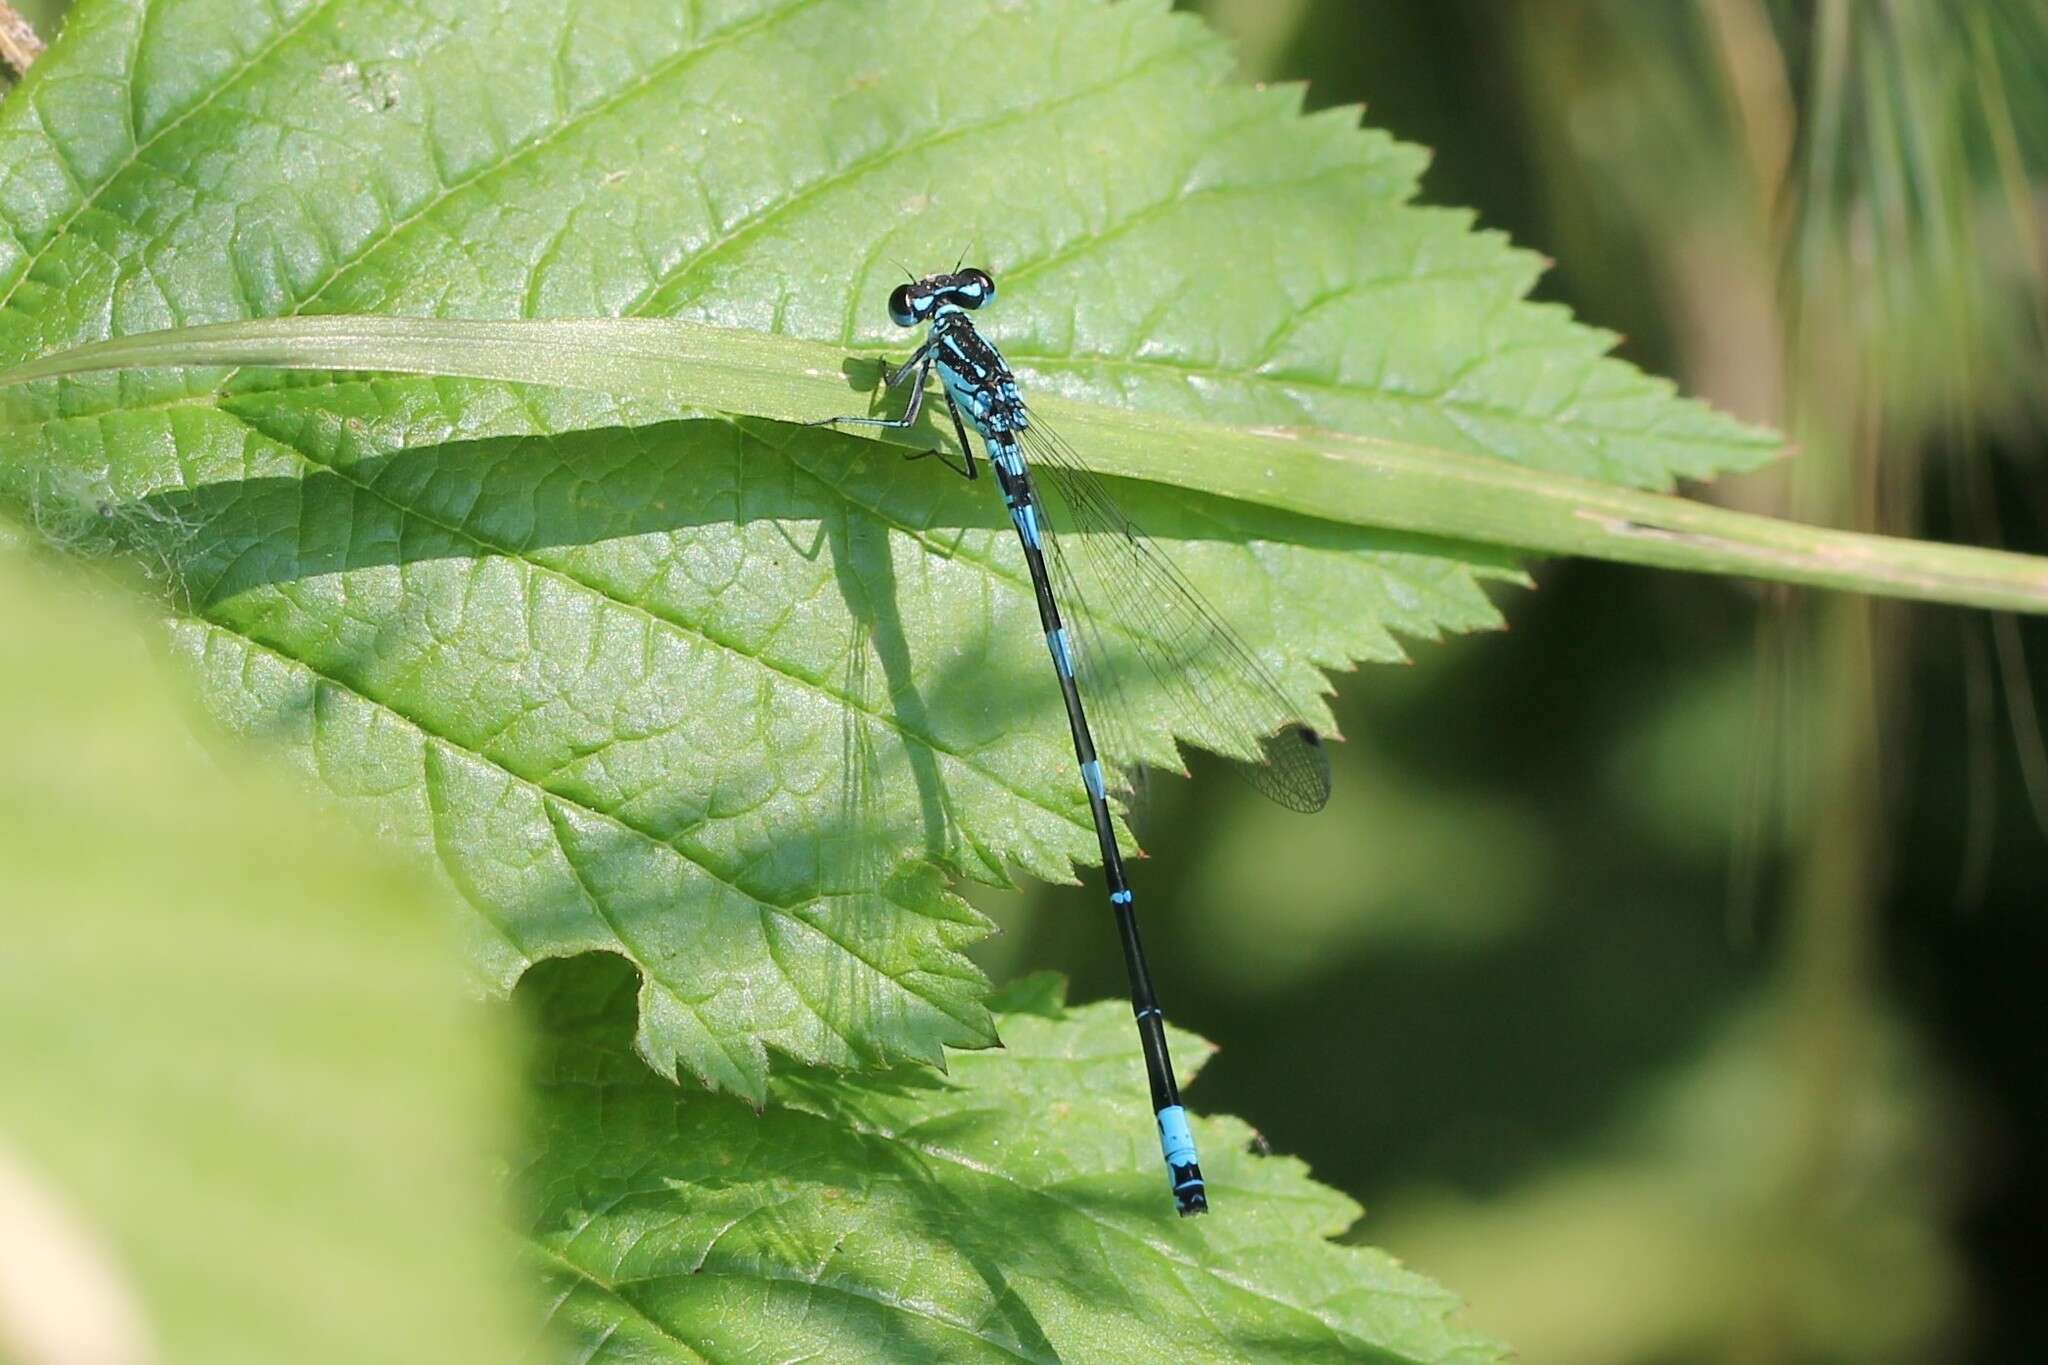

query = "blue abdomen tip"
[1156,1105,1199,1168]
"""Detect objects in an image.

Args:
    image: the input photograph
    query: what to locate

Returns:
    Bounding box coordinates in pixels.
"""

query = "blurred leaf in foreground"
[0,545,527,1364]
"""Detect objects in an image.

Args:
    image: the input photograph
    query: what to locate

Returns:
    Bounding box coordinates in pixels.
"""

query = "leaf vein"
[0,0,346,319]
[818,1110,1438,1360]
[628,31,1214,323]
[290,0,826,322]
[203,613,977,1068]
[528,1241,716,1365]
[217,396,1101,851]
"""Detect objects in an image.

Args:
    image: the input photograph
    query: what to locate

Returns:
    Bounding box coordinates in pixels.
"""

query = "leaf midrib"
[289,0,828,325]
[761,1104,1447,1364]
[628,30,1214,326]
[532,1239,717,1364]
[211,389,1101,845]
[0,0,346,316]
[232,619,992,1059]
[534,1234,1057,1365]
[195,594,992,1056]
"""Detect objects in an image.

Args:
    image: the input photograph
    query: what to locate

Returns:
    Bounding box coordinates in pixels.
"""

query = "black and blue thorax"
[931,308,1028,447]
[883,267,1048,564]
[928,306,1044,544]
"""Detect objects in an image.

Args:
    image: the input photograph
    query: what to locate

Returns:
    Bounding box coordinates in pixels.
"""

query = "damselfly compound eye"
[887,284,917,327]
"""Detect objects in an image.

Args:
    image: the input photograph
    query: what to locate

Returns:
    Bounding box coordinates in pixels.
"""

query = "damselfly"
[814,267,1331,1215]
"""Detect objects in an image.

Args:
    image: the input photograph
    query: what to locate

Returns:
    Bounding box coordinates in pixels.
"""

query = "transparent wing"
[1033,496,1154,812]
[1017,416,1332,814]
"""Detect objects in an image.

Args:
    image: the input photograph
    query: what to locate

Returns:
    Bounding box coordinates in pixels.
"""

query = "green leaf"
[14,312,2048,611]
[0,544,528,1364]
[521,952,1506,1365]
[0,0,1774,1092]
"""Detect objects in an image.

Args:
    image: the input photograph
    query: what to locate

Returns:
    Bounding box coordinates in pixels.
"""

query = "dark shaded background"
[964,4,2048,1361]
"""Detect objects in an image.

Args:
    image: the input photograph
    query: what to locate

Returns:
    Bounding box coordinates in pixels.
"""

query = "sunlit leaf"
[0,0,1777,1091]
[520,954,1506,1365]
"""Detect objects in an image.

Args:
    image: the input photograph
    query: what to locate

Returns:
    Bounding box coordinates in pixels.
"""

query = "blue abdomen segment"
[1046,626,1073,678]
[1080,758,1106,801]
[1158,1104,1198,1166]
[987,434,1025,480]
[1156,1105,1207,1215]
[1011,499,1042,550]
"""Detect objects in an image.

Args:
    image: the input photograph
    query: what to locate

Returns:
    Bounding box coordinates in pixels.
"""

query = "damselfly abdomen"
[814,267,1331,1215]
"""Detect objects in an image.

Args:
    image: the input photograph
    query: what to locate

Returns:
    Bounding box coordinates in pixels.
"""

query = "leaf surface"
[20,314,2048,612]
[0,0,1773,1090]
[521,954,1506,1365]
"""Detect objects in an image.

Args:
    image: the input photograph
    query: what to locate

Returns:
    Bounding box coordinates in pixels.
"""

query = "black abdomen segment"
[984,430,1208,1216]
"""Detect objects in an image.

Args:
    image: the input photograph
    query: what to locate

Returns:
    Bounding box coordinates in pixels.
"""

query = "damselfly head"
[886,267,997,327]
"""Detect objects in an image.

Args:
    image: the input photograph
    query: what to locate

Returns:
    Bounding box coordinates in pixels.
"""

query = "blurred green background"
[960,3,2048,1362]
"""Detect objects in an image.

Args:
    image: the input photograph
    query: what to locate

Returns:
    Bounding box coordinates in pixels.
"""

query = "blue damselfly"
[815,267,1331,1215]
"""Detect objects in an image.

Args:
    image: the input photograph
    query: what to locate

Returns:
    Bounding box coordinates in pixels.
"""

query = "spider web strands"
[1018,417,1332,815]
